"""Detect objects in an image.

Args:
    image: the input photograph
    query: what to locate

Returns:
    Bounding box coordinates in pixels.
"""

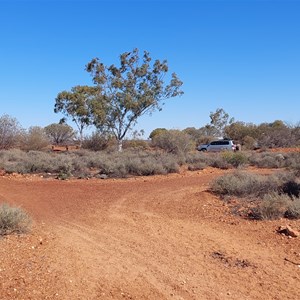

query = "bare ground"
[0,168,299,300]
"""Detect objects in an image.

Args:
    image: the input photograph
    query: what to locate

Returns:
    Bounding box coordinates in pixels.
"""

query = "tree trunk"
[118,139,123,152]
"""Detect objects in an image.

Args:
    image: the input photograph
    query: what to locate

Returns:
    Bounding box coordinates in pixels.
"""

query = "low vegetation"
[0,203,32,236]
[0,118,299,224]
[211,170,300,220]
[0,148,299,180]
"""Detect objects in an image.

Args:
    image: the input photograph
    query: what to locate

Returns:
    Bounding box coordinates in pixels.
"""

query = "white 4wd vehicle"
[197,140,236,152]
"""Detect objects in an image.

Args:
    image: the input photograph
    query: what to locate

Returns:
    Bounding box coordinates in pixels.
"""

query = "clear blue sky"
[1,0,299,138]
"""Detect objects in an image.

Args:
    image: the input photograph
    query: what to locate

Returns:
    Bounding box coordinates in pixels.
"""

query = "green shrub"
[185,152,209,169]
[211,171,260,197]
[0,203,32,235]
[252,193,291,220]
[122,139,150,150]
[211,171,290,198]
[152,130,195,155]
[125,156,166,176]
[222,152,248,167]
[248,152,286,169]
[207,155,230,169]
[188,162,206,171]
[96,151,179,177]
[158,153,180,173]
[242,136,257,150]
[185,152,207,170]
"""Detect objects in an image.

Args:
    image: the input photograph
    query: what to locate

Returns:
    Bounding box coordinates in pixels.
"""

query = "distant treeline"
[0,113,299,152]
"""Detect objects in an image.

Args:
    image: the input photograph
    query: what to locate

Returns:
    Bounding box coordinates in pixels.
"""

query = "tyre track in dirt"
[0,169,300,299]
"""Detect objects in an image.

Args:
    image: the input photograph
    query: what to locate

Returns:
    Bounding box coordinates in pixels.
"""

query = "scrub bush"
[0,203,31,235]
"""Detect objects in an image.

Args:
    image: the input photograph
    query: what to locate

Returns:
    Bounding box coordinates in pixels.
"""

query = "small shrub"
[188,162,206,171]
[57,170,72,180]
[82,132,115,151]
[185,152,209,170]
[281,180,300,198]
[208,155,230,169]
[211,171,261,197]
[222,152,248,167]
[253,193,291,220]
[0,203,32,235]
[122,139,150,150]
[152,130,195,155]
[242,136,257,150]
[159,154,180,173]
[211,171,287,198]
[285,200,300,219]
[248,152,285,169]
[126,157,166,176]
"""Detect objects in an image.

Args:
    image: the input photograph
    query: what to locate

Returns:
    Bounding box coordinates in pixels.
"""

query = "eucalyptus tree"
[54,85,99,143]
[208,108,234,138]
[86,48,183,151]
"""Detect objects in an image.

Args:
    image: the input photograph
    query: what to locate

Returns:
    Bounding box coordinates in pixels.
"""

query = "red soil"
[0,168,299,299]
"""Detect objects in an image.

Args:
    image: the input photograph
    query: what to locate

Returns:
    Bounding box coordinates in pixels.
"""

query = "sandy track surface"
[0,169,299,299]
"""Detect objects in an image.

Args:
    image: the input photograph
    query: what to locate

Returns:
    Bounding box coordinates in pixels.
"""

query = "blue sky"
[1,0,299,138]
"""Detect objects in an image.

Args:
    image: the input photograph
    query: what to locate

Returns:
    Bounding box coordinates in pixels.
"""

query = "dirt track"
[0,168,299,300]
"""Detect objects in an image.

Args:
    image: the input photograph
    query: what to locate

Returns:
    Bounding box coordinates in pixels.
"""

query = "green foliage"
[122,139,150,150]
[225,119,300,149]
[57,169,72,180]
[0,147,298,184]
[253,193,291,220]
[55,85,99,141]
[182,127,208,145]
[221,152,248,167]
[0,203,32,235]
[152,129,195,154]
[207,156,230,169]
[224,121,257,143]
[208,108,234,137]
[257,121,295,148]
[211,171,289,198]
[242,135,257,150]
[94,150,179,177]
[211,171,260,197]
[85,48,183,150]
[0,149,75,174]
[185,152,208,171]
[0,149,181,178]
[149,128,168,140]
[248,152,286,169]
[212,169,300,220]
[55,49,183,151]
[44,123,75,145]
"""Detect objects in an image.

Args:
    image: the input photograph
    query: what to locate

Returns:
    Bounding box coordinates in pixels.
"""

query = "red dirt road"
[0,169,299,300]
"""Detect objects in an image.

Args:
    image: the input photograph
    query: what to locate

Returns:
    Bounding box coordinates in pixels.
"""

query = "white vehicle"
[197,140,236,152]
